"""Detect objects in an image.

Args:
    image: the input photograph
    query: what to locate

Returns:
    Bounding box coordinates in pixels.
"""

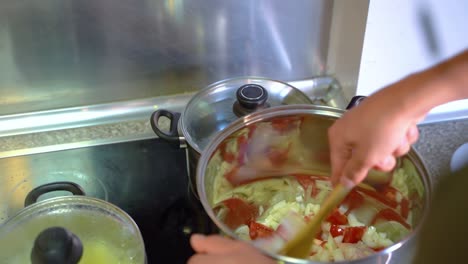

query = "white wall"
[357,0,468,123]
[327,0,369,101]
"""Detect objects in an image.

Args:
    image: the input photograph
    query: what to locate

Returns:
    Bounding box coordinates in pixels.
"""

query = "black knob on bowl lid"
[233,84,270,117]
[31,227,83,264]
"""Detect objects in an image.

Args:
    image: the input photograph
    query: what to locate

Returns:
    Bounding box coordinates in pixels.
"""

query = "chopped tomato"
[266,146,290,167]
[356,186,398,209]
[218,141,226,155]
[330,224,345,237]
[342,190,365,215]
[223,152,235,163]
[222,198,258,229]
[400,198,410,219]
[371,208,411,229]
[236,135,248,165]
[219,142,235,163]
[247,124,257,139]
[342,226,366,243]
[249,221,274,240]
[315,230,323,240]
[224,167,239,185]
[326,209,348,225]
[270,117,300,133]
[294,175,318,197]
[236,134,247,146]
[381,186,400,203]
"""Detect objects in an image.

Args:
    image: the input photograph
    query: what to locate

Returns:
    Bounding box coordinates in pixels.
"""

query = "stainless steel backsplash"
[0,0,337,115]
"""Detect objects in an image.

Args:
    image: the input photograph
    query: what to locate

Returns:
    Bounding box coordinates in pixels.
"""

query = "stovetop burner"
[104,138,220,263]
[129,182,219,263]
[138,190,219,262]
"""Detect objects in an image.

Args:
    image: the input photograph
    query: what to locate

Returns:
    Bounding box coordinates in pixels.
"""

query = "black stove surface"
[99,138,219,263]
[1,137,219,264]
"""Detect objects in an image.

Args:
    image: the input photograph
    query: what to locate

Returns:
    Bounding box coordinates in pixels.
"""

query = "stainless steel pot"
[196,104,432,264]
[151,77,313,195]
[0,182,146,264]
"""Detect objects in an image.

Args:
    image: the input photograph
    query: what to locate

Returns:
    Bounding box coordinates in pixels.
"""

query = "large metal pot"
[151,77,313,195]
[0,182,146,264]
[196,104,432,263]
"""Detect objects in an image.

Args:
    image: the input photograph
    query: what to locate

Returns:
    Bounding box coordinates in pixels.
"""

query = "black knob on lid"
[237,84,268,109]
[233,84,270,117]
[31,227,83,264]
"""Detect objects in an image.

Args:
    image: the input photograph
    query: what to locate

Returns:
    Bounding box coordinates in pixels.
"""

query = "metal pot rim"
[196,104,433,263]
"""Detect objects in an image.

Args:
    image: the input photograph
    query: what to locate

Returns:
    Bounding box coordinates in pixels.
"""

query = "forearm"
[373,49,468,120]
[421,49,468,104]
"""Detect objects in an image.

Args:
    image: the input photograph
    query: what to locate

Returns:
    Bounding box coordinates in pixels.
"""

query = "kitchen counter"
[414,118,468,186]
[1,116,466,188]
[0,117,170,159]
[0,120,154,153]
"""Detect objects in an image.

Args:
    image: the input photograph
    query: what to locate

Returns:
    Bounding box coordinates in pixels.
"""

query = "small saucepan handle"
[24,181,86,207]
[346,95,367,110]
[150,109,181,145]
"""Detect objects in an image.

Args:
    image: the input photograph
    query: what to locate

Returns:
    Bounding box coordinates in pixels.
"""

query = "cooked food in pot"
[206,117,425,262]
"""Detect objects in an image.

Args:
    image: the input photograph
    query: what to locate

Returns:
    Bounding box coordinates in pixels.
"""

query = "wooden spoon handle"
[279,183,351,258]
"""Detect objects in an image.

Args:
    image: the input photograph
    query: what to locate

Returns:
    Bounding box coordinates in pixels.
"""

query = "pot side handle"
[24,182,86,207]
[150,109,181,145]
[346,95,367,110]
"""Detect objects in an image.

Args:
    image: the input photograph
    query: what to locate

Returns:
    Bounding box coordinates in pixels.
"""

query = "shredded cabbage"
[391,158,425,198]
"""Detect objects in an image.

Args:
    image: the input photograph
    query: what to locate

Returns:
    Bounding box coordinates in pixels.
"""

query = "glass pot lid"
[181,77,313,153]
[0,195,146,264]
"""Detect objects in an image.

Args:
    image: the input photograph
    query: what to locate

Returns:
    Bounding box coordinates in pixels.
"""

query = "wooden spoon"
[278,183,351,259]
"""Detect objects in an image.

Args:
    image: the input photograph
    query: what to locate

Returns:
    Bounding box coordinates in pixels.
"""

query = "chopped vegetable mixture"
[207,117,425,262]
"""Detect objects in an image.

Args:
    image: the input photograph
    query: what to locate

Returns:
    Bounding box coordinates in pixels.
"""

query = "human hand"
[328,50,468,188]
[328,77,426,188]
[188,234,275,264]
